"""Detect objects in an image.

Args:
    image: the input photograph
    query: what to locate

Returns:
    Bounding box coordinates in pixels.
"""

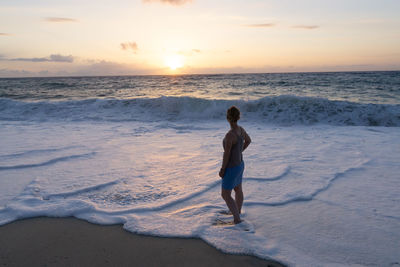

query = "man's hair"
[227,106,240,123]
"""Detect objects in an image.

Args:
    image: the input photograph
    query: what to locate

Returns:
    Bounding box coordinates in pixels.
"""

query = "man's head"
[227,106,240,123]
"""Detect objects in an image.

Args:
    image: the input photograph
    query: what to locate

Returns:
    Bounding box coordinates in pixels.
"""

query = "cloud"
[142,0,192,6]
[0,69,38,78]
[0,62,155,78]
[244,23,275,28]
[48,54,74,62]
[0,60,157,78]
[292,25,319,30]
[8,54,74,63]
[11,57,49,62]
[120,42,138,53]
[44,17,78,23]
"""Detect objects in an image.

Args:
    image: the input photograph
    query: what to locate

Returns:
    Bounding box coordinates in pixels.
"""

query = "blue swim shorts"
[222,161,244,190]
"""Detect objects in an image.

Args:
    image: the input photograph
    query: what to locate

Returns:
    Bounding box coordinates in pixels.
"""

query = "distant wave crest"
[0,96,399,126]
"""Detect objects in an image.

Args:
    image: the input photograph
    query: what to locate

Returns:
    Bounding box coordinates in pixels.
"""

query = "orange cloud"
[292,25,319,29]
[44,17,78,23]
[7,54,74,63]
[244,23,275,28]
[120,42,138,53]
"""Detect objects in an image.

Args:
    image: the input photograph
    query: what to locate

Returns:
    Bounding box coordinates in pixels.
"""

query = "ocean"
[0,71,399,266]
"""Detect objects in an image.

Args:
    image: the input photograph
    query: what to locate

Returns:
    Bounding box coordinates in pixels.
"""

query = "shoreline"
[0,217,285,267]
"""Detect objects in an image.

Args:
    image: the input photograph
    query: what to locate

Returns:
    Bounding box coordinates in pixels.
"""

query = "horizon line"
[0,69,399,79]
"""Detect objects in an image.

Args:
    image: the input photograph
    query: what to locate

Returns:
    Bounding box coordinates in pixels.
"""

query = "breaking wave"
[0,96,399,126]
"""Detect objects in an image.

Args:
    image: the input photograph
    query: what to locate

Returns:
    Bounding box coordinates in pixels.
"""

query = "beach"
[2,0,400,265]
[1,73,400,266]
[0,217,284,267]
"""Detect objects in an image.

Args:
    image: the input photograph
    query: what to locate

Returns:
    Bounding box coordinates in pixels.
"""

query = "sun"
[164,54,184,71]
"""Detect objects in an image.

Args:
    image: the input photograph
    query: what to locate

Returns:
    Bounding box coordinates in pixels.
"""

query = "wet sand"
[0,217,285,267]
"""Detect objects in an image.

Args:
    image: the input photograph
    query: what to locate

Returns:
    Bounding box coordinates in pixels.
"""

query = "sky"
[1,0,400,77]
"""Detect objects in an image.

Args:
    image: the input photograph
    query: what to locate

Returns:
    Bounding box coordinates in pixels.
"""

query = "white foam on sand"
[0,120,399,266]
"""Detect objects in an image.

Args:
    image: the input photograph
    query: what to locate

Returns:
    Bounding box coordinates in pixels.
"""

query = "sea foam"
[0,120,399,266]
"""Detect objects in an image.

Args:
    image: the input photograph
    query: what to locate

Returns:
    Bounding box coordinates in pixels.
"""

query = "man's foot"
[234,218,242,224]
[220,210,241,215]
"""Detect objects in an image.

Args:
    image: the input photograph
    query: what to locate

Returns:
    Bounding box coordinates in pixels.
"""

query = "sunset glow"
[164,54,184,71]
[0,0,399,77]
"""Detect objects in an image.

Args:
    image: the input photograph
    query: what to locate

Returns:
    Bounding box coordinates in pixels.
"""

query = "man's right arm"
[242,128,251,151]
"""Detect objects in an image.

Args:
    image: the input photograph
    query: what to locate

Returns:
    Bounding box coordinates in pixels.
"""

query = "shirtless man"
[219,106,251,224]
